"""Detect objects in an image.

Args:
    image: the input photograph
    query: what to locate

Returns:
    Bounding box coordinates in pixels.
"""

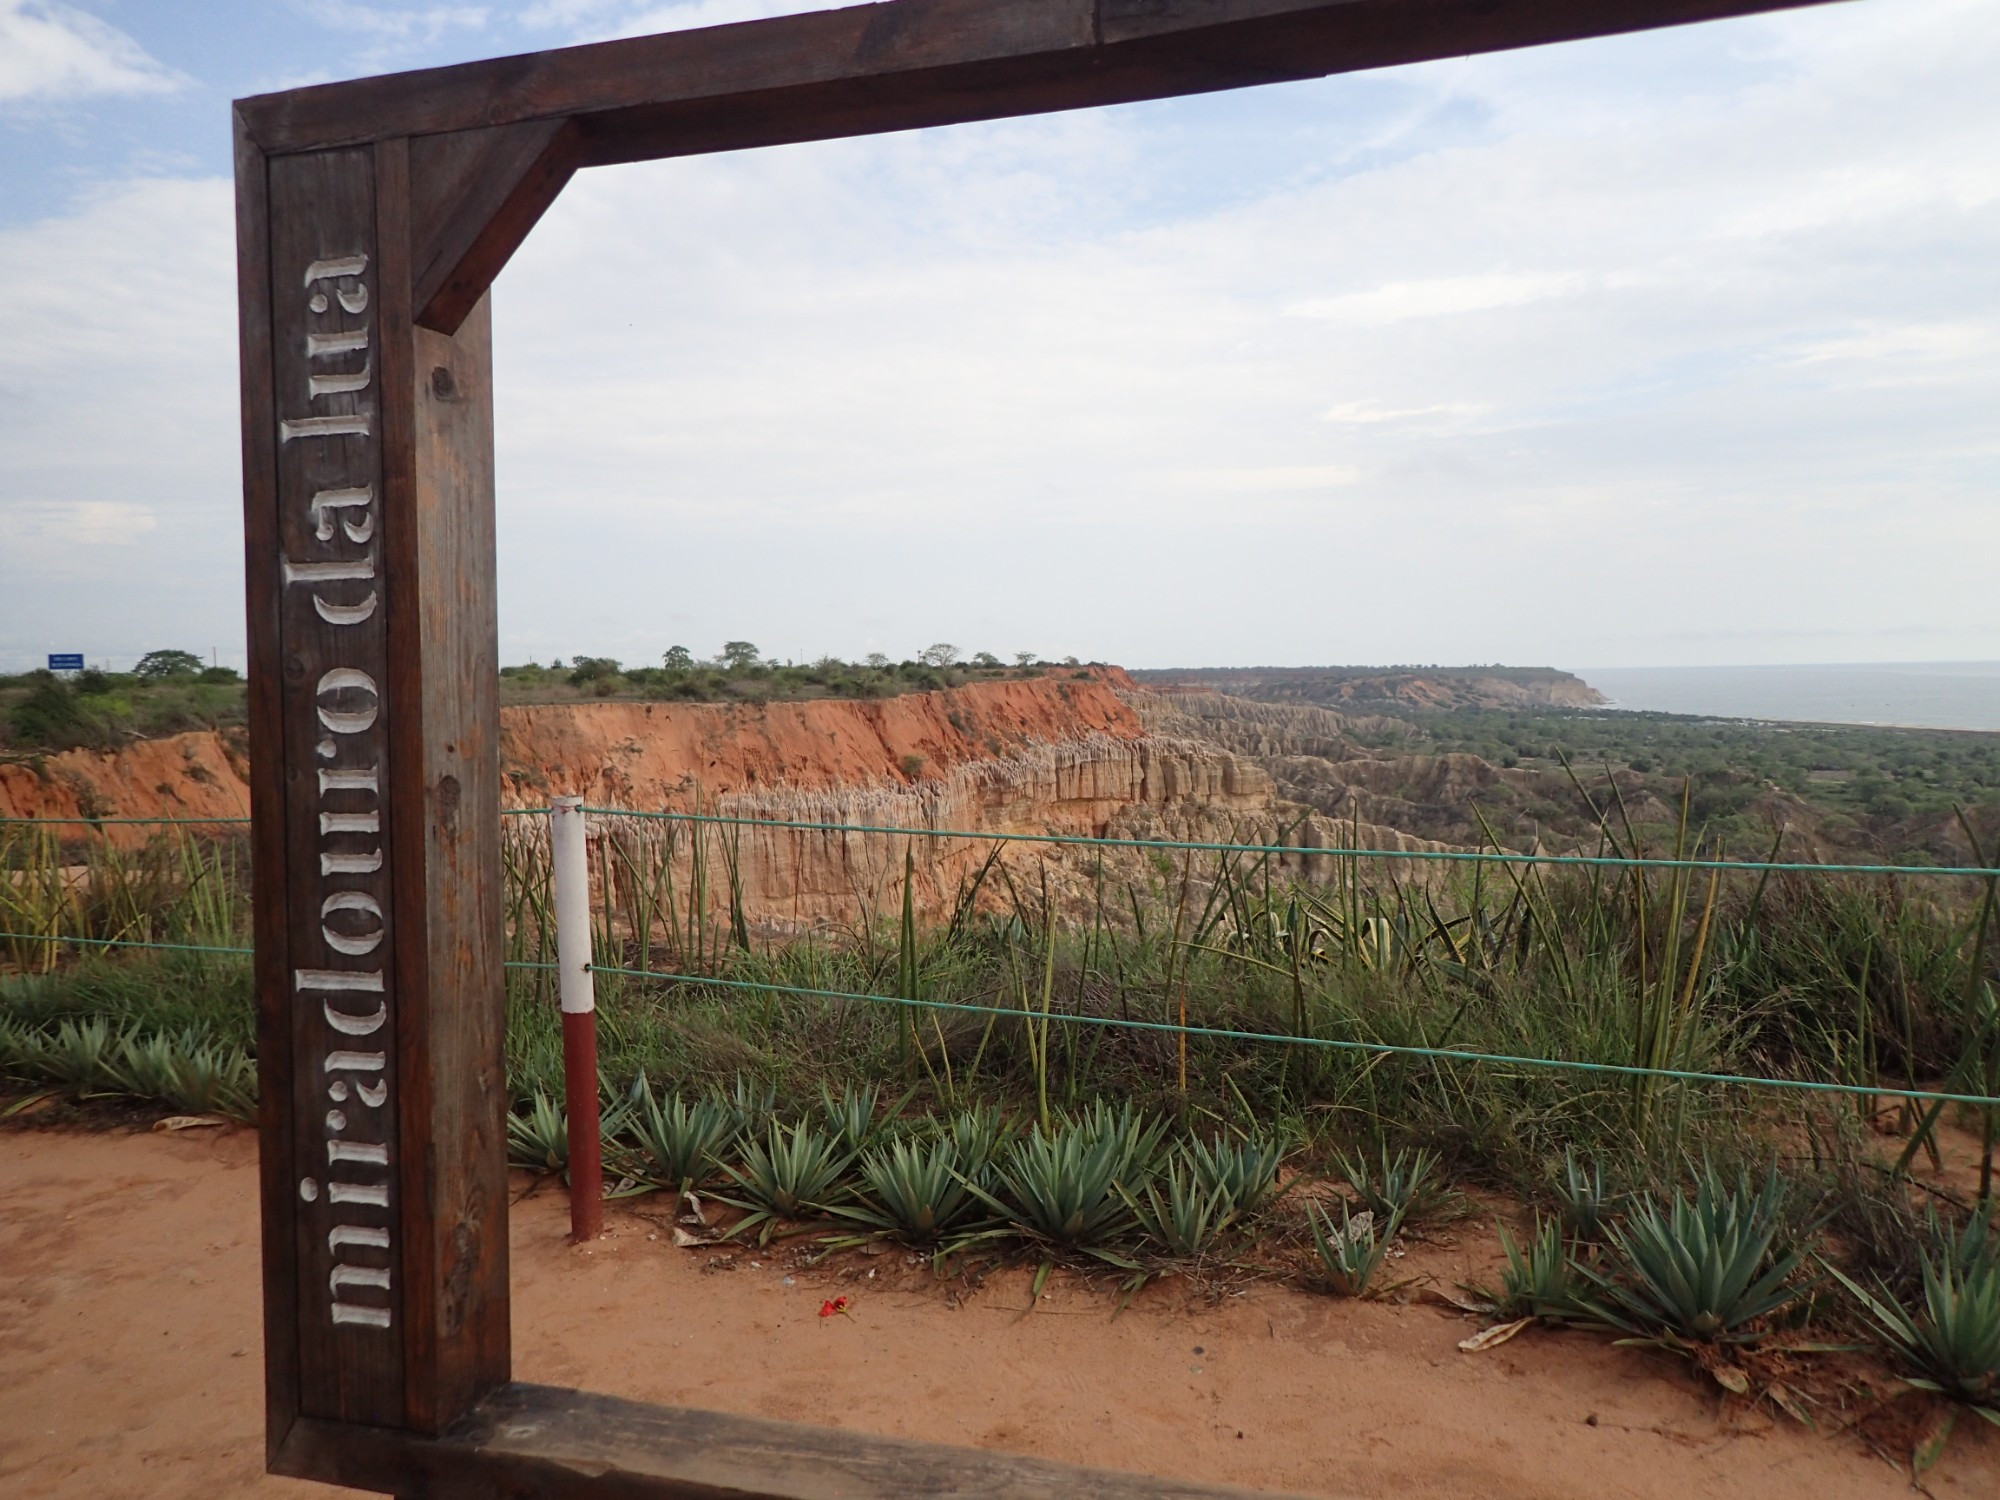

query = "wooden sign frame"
[236,2,1839,1494]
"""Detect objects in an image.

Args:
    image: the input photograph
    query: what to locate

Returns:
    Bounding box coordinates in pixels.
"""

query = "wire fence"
[5,805,1998,1110]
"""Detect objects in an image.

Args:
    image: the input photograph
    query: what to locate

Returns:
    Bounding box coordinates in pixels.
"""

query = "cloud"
[1322,401,1490,426]
[0,0,182,105]
[295,1,489,66]
[1287,272,1583,326]
[524,0,839,41]
[10,500,158,550]
[0,175,240,661]
[3,0,1999,672]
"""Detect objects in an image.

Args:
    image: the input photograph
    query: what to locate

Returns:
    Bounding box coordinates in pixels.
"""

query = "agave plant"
[1067,1099,1171,1182]
[1557,1149,1619,1243]
[839,1136,980,1244]
[971,1118,1146,1257]
[628,1089,736,1192]
[1185,1130,1287,1219]
[109,1028,182,1102]
[508,1090,569,1174]
[717,1119,853,1242]
[1829,1213,2000,1424]
[1127,1153,1240,1259]
[1492,1216,1580,1321]
[1308,1199,1403,1298]
[724,1074,778,1143]
[938,1103,1011,1180]
[820,1082,903,1155]
[40,1017,116,1095]
[1575,1165,1809,1346]
[1337,1143,1451,1224]
[159,1032,257,1119]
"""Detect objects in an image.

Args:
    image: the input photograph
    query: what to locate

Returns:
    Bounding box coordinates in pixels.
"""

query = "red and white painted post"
[549,795,602,1241]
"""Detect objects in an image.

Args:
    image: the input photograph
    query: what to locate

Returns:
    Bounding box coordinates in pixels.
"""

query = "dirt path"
[2,1126,1993,1499]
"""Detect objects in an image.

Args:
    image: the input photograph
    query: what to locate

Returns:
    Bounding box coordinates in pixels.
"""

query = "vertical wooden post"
[241,122,509,1447]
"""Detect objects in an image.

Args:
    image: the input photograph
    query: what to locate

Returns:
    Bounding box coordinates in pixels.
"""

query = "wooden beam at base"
[276,1382,1324,1499]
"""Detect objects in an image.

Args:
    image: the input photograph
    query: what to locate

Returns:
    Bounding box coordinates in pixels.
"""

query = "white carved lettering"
[322,1000,387,1036]
[307,329,369,358]
[330,1264,392,1293]
[315,668,378,734]
[313,593,378,626]
[280,413,370,442]
[283,556,374,586]
[295,968,384,993]
[320,891,384,956]
[294,247,393,1337]
[308,359,372,400]
[303,254,368,286]
[308,487,374,543]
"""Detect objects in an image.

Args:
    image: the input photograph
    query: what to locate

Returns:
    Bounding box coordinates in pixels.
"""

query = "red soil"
[0,677,1145,828]
[3,1126,1994,1499]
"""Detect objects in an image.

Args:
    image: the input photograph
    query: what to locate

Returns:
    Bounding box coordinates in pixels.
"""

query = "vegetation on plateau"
[0,661,244,757]
[497,641,1085,708]
[0,641,1094,756]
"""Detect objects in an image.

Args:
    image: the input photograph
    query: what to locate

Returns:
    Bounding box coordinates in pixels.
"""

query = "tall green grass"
[4,809,1995,1209]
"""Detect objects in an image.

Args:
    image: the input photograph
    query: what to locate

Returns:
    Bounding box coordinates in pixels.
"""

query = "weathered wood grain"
[278,1382,1327,1499]
[397,279,513,1428]
[235,105,299,1464]
[410,120,582,335]
[266,144,407,1428]
[238,0,1843,156]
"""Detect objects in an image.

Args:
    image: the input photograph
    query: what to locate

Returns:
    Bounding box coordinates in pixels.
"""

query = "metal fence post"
[549,796,602,1241]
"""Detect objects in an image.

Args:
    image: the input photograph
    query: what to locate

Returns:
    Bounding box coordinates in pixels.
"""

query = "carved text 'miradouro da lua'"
[282,252,394,1331]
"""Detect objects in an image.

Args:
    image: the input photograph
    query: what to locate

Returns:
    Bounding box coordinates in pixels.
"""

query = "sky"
[1,0,1997,677]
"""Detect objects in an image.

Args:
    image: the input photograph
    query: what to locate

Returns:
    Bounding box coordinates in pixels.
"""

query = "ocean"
[1575,663,2000,734]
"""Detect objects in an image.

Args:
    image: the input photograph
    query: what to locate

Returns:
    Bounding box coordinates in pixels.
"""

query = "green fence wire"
[12,930,1995,1110]
[576,806,2000,881]
[7,807,1997,1110]
[8,807,1997,879]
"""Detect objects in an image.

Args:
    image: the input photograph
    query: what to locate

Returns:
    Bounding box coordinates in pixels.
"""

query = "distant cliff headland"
[1129,664,1607,713]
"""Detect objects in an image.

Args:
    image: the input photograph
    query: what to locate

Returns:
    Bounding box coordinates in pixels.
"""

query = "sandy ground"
[2,1125,1995,1500]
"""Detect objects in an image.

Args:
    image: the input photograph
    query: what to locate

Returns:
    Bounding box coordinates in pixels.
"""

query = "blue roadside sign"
[47,654,85,671]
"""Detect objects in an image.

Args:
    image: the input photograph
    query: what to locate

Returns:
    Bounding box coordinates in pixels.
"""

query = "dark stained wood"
[239,0,1843,157]
[267,143,407,1427]
[277,1383,1318,1499]
[410,119,582,336]
[395,273,513,1427]
[235,105,298,1464]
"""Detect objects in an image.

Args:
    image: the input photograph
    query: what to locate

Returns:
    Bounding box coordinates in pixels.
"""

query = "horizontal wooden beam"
[276,1381,1323,1499]
[240,0,1848,160]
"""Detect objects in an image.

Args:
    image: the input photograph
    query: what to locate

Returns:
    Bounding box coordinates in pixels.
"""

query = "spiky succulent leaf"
[1576,1166,1809,1344]
[840,1136,978,1243]
[629,1090,736,1190]
[1309,1199,1403,1297]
